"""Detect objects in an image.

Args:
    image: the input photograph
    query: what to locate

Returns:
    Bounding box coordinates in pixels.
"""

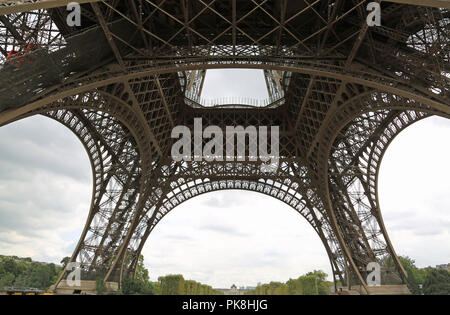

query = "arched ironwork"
[0,1,448,294]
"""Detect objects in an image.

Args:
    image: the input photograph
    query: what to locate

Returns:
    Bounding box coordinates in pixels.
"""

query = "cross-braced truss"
[0,1,448,294]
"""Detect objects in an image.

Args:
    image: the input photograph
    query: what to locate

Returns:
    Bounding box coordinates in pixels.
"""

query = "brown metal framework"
[0,1,448,294]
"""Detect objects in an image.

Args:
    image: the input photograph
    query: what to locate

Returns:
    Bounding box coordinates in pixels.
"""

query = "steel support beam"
[0,0,448,294]
[383,0,450,9]
[0,0,102,15]
[0,0,448,15]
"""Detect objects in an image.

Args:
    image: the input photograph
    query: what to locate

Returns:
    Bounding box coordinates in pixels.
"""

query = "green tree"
[247,270,330,295]
[121,277,151,295]
[405,268,421,295]
[119,255,153,295]
[2,258,18,275]
[96,277,108,295]
[299,275,317,295]
[0,261,5,275]
[398,256,428,294]
[159,275,185,295]
[267,282,285,295]
[0,272,15,288]
[151,281,161,295]
[0,256,61,290]
[135,255,150,284]
[60,257,70,269]
[286,278,301,295]
[184,280,197,295]
[423,269,450,295]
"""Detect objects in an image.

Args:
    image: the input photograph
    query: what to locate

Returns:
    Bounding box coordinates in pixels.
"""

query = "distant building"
[436,263,450,271]
[215,284,248,295]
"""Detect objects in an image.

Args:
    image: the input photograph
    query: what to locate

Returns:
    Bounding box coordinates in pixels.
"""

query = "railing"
[185,92,285,108]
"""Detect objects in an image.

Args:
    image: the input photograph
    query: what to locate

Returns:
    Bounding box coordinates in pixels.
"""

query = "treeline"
[115,255,222,295]
[245,257,450,295]
[152,275,223,295]
[0,255,62,290]
[399,256,450,295]
[246,270,332,295]
[4,253,447,295]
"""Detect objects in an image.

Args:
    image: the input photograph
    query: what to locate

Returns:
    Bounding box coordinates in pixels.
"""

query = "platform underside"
[0,1,448,294]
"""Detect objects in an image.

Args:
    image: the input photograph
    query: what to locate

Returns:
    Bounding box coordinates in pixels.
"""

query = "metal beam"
[91,2,125,68]
[154,75,175,128]
[0,15,24,43]
[0,0,101,15]
[383,0,450,9]
[1,0,447,294]
[2,0,448,16]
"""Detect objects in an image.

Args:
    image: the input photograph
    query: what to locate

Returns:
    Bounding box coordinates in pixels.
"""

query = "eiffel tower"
[0,0,448,295]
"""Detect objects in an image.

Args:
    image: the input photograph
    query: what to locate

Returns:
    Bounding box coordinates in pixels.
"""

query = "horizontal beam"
[383,0,450,9]
[0,0,101,15]
[1,0,448,16]
[1,62,448,127]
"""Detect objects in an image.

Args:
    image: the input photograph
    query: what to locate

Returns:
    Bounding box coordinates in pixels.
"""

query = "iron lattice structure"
[0,0,448,293]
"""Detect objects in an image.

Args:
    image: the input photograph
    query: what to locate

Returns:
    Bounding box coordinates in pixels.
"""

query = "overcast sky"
[0,69,448,288]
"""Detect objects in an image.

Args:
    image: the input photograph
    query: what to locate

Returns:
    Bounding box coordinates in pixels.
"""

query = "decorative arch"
[125,168,343,285]
[313,91,450,293]
[0,88,157,284]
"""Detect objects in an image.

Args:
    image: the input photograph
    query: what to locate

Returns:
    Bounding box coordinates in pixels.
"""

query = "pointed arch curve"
[314,91,450,293]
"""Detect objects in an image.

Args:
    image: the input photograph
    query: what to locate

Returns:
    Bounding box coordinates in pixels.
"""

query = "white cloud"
[143,190,330,288]
[201,69,269,100]
[0,116,91,263]
[379,116,450,268]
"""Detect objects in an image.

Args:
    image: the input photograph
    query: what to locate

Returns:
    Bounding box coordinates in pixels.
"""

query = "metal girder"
[90,2,125,68]
[0,1,449,294]
[0,0,101,15]
[1,0,448,16]
[383,0,450,9]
